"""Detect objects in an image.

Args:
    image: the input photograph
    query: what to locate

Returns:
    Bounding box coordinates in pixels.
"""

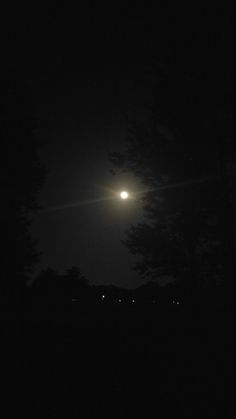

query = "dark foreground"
[2,303,236,418]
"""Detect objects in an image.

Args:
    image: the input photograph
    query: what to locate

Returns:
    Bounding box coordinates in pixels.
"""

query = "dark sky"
[23,8,166,288]
[9,7,233,287]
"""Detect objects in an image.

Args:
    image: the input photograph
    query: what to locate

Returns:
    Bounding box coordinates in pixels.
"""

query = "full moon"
[120,191,129,199]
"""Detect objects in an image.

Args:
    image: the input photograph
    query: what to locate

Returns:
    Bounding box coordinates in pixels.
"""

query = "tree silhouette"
[0,72,46,303]
[65,266,88,287]
[31,266,89,303]
[30,268,60,302]
[64,266,89,300]
[110,16,235,285]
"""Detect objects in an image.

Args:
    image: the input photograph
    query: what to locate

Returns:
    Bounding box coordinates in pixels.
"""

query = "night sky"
[9,7,232,288]
[3,9,235,418]
[23,7,166,288]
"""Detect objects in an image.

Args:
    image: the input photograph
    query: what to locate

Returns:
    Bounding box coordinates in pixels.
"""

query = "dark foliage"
[30,267,89,303]
[0,72,46,303]
[110,16,236,285]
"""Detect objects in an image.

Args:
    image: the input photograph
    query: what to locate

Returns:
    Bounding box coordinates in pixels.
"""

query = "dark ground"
[2,303,236,418]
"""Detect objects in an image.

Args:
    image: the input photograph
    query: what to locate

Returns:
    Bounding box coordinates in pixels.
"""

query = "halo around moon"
[120,191,129,199]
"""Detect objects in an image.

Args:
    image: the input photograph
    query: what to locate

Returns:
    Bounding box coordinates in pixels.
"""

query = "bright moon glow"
[120,191,129,199]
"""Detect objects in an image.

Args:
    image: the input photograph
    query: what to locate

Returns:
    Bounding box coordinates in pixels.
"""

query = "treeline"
[26,266,235,310]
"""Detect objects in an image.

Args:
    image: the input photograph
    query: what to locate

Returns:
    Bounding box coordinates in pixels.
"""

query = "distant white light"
[132,299,135,303]
[120,191,129,199]
[176,301,180,305]
[101,295,105,300]
[118,299,122,303]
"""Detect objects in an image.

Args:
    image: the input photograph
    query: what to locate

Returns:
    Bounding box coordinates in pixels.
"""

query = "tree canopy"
[0,72,46,302]
[110,16,235,285]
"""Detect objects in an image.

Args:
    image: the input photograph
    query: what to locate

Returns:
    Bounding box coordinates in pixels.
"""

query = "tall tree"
[0,72,46,303]
[110,15,235,285]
